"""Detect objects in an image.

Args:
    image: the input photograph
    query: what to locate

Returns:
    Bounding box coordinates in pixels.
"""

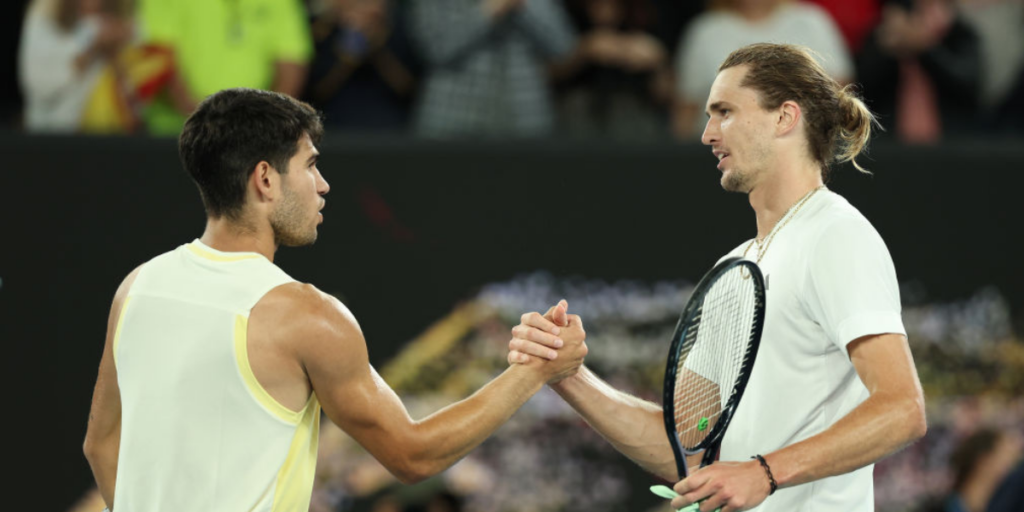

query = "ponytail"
[836,85,878,174]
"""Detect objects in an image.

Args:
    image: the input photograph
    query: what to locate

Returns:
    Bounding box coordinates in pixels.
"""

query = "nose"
[316,170,330,196]
[701,118,718,146]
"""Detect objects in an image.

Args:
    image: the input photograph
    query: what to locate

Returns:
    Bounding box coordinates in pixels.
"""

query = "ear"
[250,161,279,203]
[776,100,802,137]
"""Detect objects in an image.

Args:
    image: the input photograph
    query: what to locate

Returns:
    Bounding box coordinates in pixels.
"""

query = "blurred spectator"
[916,428,1023,512]
[553,0,673,140]
[672,0,852,139]
[805,0,883,53]
[408,0,576,138]
[991,66,1024,133]
[419,491,464,512]
[304,0,419,132]
[19,0,138,132]
[856,0,981,143]
[136,0,313,135]
[986,460,1023,512]
[957,0,1024,133]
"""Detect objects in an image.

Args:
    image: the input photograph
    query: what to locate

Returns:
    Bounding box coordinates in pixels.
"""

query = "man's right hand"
[508,300,586,383]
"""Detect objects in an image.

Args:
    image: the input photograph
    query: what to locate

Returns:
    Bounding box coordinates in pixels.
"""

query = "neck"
[748,161,824,240]
[199,215,278,262]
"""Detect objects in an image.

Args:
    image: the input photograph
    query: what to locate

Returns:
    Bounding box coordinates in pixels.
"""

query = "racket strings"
[672,266,759,450]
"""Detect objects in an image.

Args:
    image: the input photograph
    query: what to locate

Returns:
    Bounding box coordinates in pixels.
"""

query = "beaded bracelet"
[752,454,778,495]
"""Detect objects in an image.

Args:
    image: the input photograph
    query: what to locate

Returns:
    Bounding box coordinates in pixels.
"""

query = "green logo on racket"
[698,417,709,431]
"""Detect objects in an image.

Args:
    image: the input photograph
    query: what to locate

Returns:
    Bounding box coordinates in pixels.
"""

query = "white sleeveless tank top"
[112,240,320,511]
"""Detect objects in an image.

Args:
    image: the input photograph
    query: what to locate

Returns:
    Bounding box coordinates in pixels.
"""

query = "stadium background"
[0,1,1022,511]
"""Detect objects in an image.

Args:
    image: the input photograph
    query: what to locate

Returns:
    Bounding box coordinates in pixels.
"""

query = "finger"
[552,303,568,327]
[511,325,563,349]
[699,494,728,512]
[520,311,560,335]
[565,314,585,331]
[507,350,533,365]
[673,474,706,499]
[509,337,558,361]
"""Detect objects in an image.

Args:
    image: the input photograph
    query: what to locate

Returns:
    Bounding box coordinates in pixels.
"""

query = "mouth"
[713,150,731,170]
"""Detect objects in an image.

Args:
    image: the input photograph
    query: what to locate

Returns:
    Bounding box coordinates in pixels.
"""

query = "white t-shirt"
[716,190,905,512]
[674,3,853,135]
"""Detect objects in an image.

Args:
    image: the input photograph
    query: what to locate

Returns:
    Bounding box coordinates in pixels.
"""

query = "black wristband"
[752,454,778,495]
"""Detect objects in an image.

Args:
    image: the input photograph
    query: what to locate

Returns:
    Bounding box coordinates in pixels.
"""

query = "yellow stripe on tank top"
[187,243,263,262]
[272,395,320,512]
[232,314,303,425]
[112,296,132,368]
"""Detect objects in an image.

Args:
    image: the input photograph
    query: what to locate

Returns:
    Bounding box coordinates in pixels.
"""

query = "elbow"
[83,437,101,466]
[83,433,117,468]
[388,458,437,485]
[905,396,928,443]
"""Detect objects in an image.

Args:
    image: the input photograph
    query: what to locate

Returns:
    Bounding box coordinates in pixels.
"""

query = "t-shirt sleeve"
[803,216,905,353]
[267,0,313,63]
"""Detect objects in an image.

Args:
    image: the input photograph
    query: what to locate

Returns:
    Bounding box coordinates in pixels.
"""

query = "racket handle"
[678,503,721,512]
[649,485,721,512]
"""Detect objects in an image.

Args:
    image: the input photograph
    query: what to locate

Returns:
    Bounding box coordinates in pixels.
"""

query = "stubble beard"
[271,185,318,247]
[721,166,755,193]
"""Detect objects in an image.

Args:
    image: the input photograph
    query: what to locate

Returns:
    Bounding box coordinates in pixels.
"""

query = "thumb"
[553,301,568,327]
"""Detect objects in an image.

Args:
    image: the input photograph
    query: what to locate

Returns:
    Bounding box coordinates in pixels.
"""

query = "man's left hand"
[670,459,772,512]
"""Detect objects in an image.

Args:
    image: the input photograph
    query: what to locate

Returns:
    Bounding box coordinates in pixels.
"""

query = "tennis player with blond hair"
[509,43,927,512]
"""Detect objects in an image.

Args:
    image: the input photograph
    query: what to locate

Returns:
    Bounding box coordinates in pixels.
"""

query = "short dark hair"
[179,88,323,220]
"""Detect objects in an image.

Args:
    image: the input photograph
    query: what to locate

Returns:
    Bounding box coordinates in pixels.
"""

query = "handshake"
[506,299,589,384]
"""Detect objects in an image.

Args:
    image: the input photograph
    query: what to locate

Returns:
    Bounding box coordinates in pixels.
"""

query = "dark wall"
[4,134,1022,510]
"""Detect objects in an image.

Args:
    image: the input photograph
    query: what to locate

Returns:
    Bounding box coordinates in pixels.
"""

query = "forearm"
[766,391,926,489]
[552,366,676,479]
[310,58,361,103]
[513,0,575,60]
[372,51,416,96]
[271,61,309,99]
[403,364,545,480]
[84,438,119,507]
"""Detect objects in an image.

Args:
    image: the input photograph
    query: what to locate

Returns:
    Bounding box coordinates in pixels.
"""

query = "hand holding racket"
[651,257,768,512]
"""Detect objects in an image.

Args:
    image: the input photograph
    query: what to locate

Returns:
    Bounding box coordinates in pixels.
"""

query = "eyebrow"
[705,101,730,118]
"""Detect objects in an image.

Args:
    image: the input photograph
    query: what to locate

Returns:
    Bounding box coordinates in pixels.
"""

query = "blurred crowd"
[17,0,1024,141]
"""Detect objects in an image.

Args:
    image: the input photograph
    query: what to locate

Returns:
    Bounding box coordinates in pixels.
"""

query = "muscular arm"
[672,332,926,511]
[511,304,696,480]
[83,266,141,509]
[763,333,926,487]
[550,367,679,480]
[290,286,586,484]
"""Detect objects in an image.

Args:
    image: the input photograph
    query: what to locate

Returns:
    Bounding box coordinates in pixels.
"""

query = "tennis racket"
[650,257,766,511]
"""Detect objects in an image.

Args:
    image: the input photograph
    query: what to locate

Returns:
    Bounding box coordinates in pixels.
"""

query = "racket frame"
[662,257,766,479]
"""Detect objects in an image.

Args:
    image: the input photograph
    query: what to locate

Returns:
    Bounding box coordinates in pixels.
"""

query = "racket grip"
[679,504,721,512]
[650,486,721,512]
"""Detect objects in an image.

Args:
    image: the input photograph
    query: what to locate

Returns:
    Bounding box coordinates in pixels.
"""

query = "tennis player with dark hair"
[82,88,587,512]
[508,43,927,512]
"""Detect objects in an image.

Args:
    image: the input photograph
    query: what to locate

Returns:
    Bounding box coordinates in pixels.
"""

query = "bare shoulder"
[254,282,366,352]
